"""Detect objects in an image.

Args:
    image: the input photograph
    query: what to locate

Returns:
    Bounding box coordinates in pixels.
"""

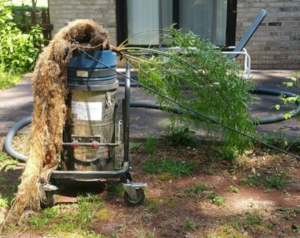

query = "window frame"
[116,0,236,47]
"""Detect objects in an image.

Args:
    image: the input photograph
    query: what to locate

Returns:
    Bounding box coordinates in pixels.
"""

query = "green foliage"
[267,223,275,230]
[28,216,49,227]
[216,146,238,162]
[129,142,142,151]
[10,4,48,28]
[260,128,288,149]
[144,131,157,155]
[42,207,59,219]
[0,152,18,170]
[134,226,156,238]
[107,182,124,197]
[244,210,263,227]
[185,217,200,230]
[76,194,104,229]
[163,120,199,147]
[0,64,21,90]
[265,169,290,190]
[122,26,256,154]
[227,211,263,231]
[226,186,239,193]
[144,158,197,178]
[207,193,226,206]
[144,197,159,213]
[0,2,44,73]
[184,183,208,198]
[241,173,260,187]
[0,194,8,208]
[275,71,300,120]
[208,225,252,238]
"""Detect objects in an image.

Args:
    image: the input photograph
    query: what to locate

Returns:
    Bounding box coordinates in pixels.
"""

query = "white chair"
[221,9,267,78]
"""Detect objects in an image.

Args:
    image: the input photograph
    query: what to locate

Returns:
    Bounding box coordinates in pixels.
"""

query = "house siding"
[48,0,300,69]
[236,0,300,69]
[48,0,117,46]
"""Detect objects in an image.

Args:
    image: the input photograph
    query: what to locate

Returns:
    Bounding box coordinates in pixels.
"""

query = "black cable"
[79,49,300,160]
[119,84,300,125]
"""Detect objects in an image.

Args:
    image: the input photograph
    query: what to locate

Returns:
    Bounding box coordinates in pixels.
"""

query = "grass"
[134,226,156,238]
[0,154,20,216]
[241,173,261,187]
[129,142,142,151]
[207,193,226,206]
[163,123,199,148]
[106,182,124,197]
[144,158,197,178]
[226,186,239,193]
[260,128,289,149]
[24,194,105,236]
[95,208,114,221]
[1,136,300,237]
[265,170,290,190]
[216,147,238,162]
[0,195,8,209]
[223,211,264,235]
[185,217,200,230]
[144,131,157,155]
[144,197,159,213]
[184,183,208,198]
[244,210,263,228]
[241,169,290,190]
[0,153,18,171]
[0,65,22,91]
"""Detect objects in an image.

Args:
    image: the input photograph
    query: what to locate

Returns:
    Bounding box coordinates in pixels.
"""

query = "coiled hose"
[4,88,300,161]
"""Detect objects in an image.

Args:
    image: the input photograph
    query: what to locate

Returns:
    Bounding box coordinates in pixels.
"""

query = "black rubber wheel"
[123,189,145,206]
[40,191,56,208]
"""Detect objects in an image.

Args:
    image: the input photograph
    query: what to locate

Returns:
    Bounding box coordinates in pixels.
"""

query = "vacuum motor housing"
[62,50,118,172]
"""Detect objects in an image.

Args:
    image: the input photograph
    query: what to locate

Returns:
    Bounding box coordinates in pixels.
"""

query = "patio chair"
[221,9,267,78]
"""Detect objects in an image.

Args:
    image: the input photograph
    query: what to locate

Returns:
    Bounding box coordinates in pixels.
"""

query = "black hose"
[249,87,300,124]
[4,102,178,161]
[123,84,300,124]
[5,92,300,162]
[5,53,300,161]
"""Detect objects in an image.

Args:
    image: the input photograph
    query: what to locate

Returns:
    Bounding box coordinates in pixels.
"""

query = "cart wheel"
[120,172,132,183]
[123,189,145,206]
[41,191,56,208]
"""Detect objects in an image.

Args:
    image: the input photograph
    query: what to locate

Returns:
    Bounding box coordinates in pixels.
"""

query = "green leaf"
[286,76,297,82]
[283,82,294,87]
[283,112,292,120]
[27,58,34,63]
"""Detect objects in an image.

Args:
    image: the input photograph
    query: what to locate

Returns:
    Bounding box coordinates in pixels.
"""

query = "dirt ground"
[1,135,300,238]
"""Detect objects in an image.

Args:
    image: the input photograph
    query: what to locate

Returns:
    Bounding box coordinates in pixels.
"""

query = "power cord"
[79,49,300,161]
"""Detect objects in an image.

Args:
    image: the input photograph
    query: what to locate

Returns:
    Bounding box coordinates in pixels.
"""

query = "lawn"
[0,134,300,238]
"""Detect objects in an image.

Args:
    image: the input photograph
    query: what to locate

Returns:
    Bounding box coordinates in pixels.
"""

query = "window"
[116,0,236,46]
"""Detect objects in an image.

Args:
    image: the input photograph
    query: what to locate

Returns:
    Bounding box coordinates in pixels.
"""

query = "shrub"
[0,2,44,73]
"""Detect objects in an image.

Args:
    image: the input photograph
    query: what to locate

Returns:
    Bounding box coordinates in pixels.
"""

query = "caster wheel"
[40,191,56,208]
[120,173,133,183]
[123,189,145,206]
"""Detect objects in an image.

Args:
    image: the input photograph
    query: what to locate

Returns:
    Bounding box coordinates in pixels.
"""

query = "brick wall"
[48,0,117,46]
[236,1,300,69]
[48,1,299,69]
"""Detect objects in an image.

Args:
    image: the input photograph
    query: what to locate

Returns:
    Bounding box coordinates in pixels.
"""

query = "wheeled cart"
[39,50,146,207]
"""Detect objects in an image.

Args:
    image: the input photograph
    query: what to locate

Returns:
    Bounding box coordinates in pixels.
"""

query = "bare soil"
[1,137,300,238]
